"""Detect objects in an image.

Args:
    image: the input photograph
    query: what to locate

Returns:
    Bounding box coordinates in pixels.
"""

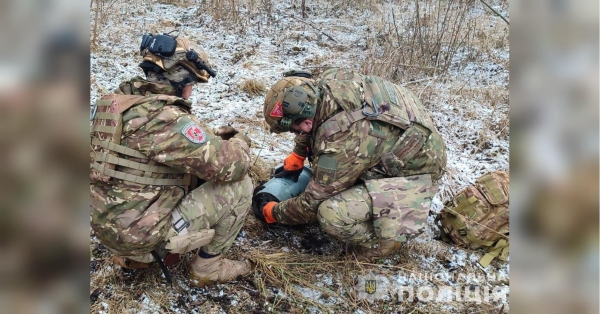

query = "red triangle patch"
[270,101,284,117]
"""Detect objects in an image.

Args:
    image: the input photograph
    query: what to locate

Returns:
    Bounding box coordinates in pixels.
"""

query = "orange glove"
[283,152,306,171]
[263,201,278,224]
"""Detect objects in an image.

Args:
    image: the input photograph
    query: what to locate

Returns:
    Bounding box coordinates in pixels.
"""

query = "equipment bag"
[436,171,509,267]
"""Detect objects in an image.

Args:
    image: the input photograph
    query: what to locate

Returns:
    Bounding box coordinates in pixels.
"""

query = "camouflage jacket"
[90,77,251,256]
[272,69,446,225]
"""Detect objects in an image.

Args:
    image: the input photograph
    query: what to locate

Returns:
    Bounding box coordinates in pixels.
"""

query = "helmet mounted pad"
[278,85,316,130]
[140,34,177,58]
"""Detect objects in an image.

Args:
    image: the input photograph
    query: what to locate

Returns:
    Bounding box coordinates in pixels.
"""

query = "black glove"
[252,203,266,223]
[252,185,267,223]
[273,169,302,182]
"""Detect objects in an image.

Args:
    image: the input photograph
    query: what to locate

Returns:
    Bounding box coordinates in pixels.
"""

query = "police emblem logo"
[182,122,207,144]
[365,279,376,294]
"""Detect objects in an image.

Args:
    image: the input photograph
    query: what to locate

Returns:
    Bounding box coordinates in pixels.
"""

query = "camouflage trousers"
[317,174,438,248]
[128,175,253,262]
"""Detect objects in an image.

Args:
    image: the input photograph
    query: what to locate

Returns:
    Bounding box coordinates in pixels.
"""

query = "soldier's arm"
[142,109,251,182]
[292,135,312,158]
[272,120,375,225]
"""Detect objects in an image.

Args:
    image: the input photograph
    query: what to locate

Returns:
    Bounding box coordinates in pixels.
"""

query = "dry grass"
[360,0,476,83]
[239,79,267,97]
[245,238,505,313]
[251,252,351,312]
[247,152,273,187]
[196,0,274,25]
[325,0,386,16]
[90,0,122,49]
[91,229,505,313]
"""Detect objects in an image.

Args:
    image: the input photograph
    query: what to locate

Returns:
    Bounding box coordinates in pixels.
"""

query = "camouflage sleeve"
[319,68,341,81]
[292,135,312,158]
[272,119,378,225]
[142,107,251,183]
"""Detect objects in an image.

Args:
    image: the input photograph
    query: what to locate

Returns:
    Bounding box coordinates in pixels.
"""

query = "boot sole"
[189,276,216,288]
[189,272,250,288]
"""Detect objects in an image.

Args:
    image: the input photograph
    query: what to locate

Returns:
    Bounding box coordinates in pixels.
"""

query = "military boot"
[353,240,403,262]
[189,255,251,287]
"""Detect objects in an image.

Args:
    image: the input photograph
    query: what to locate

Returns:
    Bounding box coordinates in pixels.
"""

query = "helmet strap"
[139,61,164,77]
[283,70,313,79]
[169,75,195,97]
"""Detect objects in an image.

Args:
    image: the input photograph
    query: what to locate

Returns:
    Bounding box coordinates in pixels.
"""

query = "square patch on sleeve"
[182,122,207,144]
[315,155,338,185]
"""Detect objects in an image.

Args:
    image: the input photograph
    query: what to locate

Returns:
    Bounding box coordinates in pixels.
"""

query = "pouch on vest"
[366,174,437,242]
[90,96,128,183]
[164,229,215,254]
[380,124,431,177]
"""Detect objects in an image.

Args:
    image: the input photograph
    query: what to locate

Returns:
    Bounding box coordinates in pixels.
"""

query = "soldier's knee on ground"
[318,193,378,245]
[232,175,253,210]
[226,174,253,219]
[201,175,253,255]
[238,174,253,194]
[211,175,253,218]
[317,199,373,242]
[317,199,347,239]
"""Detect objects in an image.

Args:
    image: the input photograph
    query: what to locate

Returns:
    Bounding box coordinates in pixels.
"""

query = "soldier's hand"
[262,201,278,224]
[233,132,252,148]
[214,125,251,147]
[213,125,238,140]
[283,152,305,171]
[273,169,302,182]
[252,199,278,224]
[252,199,267,223]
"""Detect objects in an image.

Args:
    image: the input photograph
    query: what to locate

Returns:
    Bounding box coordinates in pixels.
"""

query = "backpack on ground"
[435,171,509,267]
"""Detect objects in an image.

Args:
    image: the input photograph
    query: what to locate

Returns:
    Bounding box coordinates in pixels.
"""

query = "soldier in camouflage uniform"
[90,33,253,286]
[255,69,447,261]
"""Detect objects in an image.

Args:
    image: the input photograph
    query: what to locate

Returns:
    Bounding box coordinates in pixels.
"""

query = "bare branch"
[288,15,338,43]
[480,0,509,25]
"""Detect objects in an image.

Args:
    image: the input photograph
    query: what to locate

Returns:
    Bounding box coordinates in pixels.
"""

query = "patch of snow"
[447,249,467,268]
[295,285,321,299]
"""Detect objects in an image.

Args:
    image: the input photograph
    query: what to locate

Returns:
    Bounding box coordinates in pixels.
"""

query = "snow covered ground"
[91,0,509,312]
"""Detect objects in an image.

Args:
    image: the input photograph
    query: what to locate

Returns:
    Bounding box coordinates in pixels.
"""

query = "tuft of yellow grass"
[239,79,266,97]
[248,152,274,187]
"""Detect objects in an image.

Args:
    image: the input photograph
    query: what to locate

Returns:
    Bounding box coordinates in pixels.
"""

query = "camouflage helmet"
[139,32,214,88]
[263,70,319,133]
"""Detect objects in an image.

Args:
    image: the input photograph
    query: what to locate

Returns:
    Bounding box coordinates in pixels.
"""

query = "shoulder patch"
[182,122,207,144]
[315,155,338,185]
[270,101,284,117]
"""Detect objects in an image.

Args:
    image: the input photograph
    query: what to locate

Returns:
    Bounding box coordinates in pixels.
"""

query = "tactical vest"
[316,69,445,179]
[90,94,194,187]
[436,171,509,267]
